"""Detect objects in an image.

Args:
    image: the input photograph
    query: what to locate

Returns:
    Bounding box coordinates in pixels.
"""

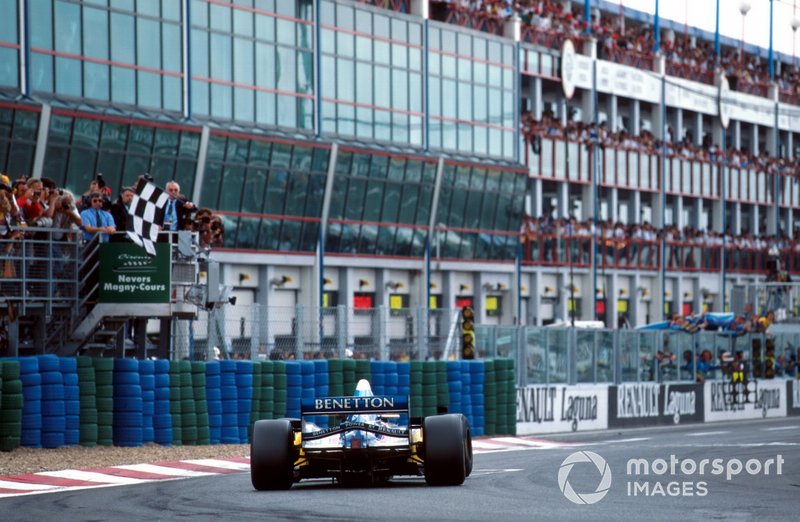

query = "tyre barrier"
[0,357,517,451]
[20,356,41,448]
[235,361,253,443]
[113,358,143,447]
[77,356,98,447]
[60,357,80,446]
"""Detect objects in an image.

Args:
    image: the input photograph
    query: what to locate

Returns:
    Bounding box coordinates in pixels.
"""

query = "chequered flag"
[126,178,168,256]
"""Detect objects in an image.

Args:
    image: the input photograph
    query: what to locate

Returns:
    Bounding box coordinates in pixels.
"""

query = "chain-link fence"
[170,305,464,362]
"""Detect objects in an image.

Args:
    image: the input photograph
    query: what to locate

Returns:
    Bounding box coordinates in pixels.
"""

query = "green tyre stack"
[327,359,344,397]
[422,361,437,418]
[354,359,371,394]
[342,359,356,396]
[77,356,98,446]
[169,361,183,445]
[409,361,423,418]
[92,358,114,446]
[180,360,197,445]
[272,361,287,419]
[0,361,23,452]
[483,359,497,436]
[497,359,516,436]
[192,362,210,445]
[435,360,449,415]
[258,361,274,421]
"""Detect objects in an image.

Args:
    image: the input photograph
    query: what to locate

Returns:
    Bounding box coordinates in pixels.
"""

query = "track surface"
[2,417,798,521]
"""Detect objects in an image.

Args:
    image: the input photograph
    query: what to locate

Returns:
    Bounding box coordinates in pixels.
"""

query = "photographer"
[51,192,82,242]
[79,175,112,212]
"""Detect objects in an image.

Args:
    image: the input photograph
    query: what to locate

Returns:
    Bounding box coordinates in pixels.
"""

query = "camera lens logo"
[558,451,612,505]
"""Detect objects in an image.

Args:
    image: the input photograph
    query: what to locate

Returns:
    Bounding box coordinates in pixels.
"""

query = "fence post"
[295,304,304,358]
[613,330,622,384]
[416,307,429,361]
[568,328,577,385]
[250,303,260,360]
[337,304,347,358]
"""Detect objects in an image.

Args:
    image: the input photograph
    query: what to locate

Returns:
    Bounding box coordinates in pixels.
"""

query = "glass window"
[276,47,295,92]
[101,121,128,150]
[55,57,82,97]
[306,173,325,216]
[127,125,154,154]
[210,3,231,32]
[72,118,101,149]
[191,30,209,77]
[220,165,245,211]
[361,180,382,221]
[55,1,81,54]
[344,178,365,220]
[162,24,182,73]
[30,54,53,93]
[111,13,135,64]
[286,172,309,216]
[11,111,38,141]
[381,183,401,223]
[211,83,233,119]
[0,48,18,88]
[83,7,109,59]
[137,71,162,110]
[137,18,161,70]
[242,167,268,213]
[397,185,418,224]
[265,169,288,214]
[29,0,53,49]
[211,33,232,81]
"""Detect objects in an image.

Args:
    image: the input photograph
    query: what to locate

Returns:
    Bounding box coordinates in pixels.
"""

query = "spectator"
[79,192,116,243]
[109,187,135,243]
[78,175,111,212]
[162,181,196,232]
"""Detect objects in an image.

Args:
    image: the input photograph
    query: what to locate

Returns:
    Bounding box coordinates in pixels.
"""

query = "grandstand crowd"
[0,173,224,250]
[430,0,800,101]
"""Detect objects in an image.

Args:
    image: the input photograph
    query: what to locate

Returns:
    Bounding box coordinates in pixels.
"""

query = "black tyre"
[423,414,466,486]
[459,414,473,477]
[251,419,295,490]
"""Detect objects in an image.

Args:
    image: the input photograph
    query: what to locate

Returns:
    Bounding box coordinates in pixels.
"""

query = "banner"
[704,379,787,422]
[787,380,800,417]
[516,385,608,435]
[98,243,171,303]
[608,383,704,428]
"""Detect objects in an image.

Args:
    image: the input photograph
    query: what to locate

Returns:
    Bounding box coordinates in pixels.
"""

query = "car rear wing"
[301,395,409,416]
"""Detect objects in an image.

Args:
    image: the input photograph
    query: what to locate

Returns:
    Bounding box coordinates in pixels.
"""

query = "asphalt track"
[2,417,798,521]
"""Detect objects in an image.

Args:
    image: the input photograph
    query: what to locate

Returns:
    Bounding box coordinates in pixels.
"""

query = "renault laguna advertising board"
[516,385,608,434]
[704,379,787,422]
[608,383,704,428]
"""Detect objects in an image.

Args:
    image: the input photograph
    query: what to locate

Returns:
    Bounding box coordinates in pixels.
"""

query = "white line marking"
[0,480,59,491]
[38,470,145,485]
[685,431,729,437]
[472,441,513,450]
[491,437,566,448]
[470,468,524,477]
[763,426,799,431]
[180,459,250,471]
[114,464,214,477]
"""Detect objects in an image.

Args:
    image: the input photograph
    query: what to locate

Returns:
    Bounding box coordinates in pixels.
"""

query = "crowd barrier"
[0,356,516,451]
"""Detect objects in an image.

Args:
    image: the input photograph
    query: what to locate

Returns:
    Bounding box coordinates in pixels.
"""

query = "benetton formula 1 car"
[250,380,473,489]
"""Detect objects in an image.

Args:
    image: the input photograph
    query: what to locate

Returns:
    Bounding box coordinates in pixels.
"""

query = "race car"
[251,379,473,489]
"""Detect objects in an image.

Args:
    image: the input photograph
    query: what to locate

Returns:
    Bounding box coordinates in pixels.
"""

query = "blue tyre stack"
[168,361,183,446]
[113,358,143,447]
[235,361,253,443]
[219,360,239,444]
[139,360,155,444]
[300,361,315,415]
[60,357,80,446]
[19,357,42,448]
[461,362,473,428]
[153,359,172,445]
[179,361,197,445]
[446,361,464,415]
[205,361,222,444]
[76,356,98,447]
[313,359,328,428]
[470,361,485,436]
[396,362,410,425]
[383,361,398,396]
[192,362,210,445]
[370,361,386,396]
[285,362,302,419]
[39,355,65,448]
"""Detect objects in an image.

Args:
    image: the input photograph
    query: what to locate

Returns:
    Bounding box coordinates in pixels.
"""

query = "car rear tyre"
[251,419,295,490]
[460,414,473,477]
[423,414,466,486]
